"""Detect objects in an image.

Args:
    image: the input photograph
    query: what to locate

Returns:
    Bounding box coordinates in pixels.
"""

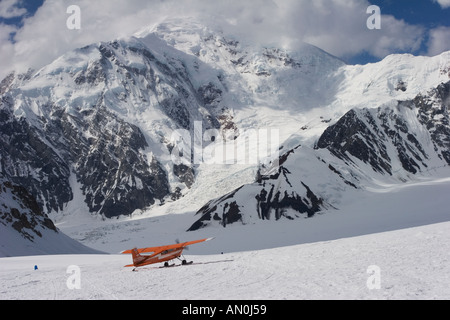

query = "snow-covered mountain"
[1,18,450,255]
[0,18,347,219]
[188,81,450,230]
[0,178,100,256]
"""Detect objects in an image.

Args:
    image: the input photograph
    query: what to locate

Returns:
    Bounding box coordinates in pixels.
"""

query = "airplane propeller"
[176,238,188,250]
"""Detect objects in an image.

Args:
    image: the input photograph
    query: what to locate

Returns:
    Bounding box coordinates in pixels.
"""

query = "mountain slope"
[188,81,450,230]
[0,178,100,257]
[318,82,450,174]
[0,19,351,220]
[0,27,229,218]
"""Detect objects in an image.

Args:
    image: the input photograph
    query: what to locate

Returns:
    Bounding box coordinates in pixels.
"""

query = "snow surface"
[1,222,449,300]
[1,174,449,300]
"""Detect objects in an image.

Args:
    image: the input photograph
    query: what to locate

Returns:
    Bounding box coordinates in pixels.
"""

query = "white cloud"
[0,0,27,18]
[433,0,450,9]
[0,0,433,79]
[0,24,16,73]
[282,0,425,60]
[427,26,450,56]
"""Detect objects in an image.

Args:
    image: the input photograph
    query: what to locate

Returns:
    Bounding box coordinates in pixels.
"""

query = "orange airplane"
[121,238,213,270]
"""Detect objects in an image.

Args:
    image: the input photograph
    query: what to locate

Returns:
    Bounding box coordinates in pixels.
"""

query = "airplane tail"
[131,248,146,267]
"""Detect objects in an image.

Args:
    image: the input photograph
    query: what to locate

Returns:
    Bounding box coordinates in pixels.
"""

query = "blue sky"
[371,0,450,27]
[350,0,450,64]
[0,0,44,27]
[0,0,449,78]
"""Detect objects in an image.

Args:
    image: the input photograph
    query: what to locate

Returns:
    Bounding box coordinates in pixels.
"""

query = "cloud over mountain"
[0,0,440,80]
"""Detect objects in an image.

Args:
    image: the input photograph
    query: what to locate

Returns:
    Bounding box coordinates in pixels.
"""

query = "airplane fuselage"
[134,248,184,267]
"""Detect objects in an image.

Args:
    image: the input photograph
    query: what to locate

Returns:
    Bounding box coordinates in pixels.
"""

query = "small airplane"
[121,237,213,270]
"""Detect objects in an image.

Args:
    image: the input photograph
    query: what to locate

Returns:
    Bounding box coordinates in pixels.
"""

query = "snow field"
[1,173,449,300]
[1,221,449,300]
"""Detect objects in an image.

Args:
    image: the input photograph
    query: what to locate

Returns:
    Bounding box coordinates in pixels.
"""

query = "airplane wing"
[121,237,213,255]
